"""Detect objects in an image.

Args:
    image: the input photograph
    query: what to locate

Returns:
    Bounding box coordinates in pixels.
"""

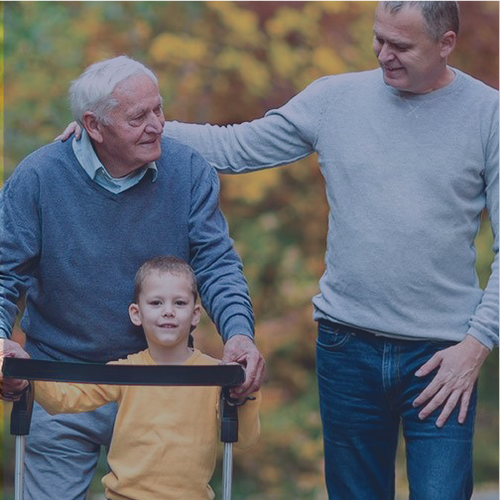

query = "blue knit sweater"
[164,68,499,349]
[0,137,254,362]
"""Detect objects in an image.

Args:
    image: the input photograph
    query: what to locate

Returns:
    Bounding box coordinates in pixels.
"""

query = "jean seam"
[382,342,400,411]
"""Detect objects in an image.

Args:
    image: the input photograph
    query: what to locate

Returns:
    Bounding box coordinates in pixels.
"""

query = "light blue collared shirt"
[72,130,158,194]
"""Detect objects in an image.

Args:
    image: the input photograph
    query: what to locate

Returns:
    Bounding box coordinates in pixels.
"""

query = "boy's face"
[128,271,201,355]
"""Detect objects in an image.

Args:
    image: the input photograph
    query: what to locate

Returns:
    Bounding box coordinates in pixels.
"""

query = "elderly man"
[0,56,264,500]
[158,2,498,499]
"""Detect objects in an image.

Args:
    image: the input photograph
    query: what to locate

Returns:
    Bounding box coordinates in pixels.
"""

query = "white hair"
[69,55,159,125]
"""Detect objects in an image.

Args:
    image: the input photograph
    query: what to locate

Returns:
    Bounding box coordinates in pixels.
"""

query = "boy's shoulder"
[108,350,151,366]
[190,349,220,366]
[108,349,221,366]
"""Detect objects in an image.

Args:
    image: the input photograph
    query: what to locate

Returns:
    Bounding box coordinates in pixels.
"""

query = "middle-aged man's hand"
[54,121,81,142]
[413,335,490,428]
[0,338,30,401]
[221,334,266,399]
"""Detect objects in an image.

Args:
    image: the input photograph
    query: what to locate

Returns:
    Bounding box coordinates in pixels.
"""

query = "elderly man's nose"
[145,112,164,133]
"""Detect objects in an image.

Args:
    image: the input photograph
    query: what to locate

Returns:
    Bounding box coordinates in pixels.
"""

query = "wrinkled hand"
[413,335,490,428]
[0,338,30,401]
[221,335,266,398]
[54,121,81,142]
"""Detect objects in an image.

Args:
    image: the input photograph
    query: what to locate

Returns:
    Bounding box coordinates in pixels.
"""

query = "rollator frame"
[4,358,248,500]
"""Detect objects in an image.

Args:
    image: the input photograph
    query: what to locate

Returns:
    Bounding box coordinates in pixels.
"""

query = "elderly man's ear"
[81,112,105,144]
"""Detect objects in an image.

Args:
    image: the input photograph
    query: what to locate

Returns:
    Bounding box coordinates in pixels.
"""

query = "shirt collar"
[72,129,158,189]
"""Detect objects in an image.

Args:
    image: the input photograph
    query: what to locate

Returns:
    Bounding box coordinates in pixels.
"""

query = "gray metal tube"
[222,442,233,500]
[15,435,26,500]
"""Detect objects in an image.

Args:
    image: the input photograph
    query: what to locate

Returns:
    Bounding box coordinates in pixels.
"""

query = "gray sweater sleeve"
[188,154,255,342]
[0,166,41,339]
[467,105,499,349]
[162,77,330,172]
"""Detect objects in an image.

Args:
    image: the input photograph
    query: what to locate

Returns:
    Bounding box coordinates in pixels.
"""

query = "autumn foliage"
[2,2,498,498]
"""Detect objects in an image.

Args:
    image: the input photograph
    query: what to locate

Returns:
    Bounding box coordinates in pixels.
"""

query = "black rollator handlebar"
[5,358,246,500]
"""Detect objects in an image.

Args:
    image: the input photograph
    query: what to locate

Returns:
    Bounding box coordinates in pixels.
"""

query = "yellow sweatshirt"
[35,349,260,500]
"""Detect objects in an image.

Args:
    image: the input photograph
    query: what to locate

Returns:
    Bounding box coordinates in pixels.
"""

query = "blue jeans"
[24,402,116,500]
[316,320,476,500]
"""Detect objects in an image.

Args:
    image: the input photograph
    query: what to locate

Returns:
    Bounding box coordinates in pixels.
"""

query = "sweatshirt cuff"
[466,326,498,351]
[220,314,255,343]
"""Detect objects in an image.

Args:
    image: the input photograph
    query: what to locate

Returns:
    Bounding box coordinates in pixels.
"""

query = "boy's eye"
[150,300,161,306]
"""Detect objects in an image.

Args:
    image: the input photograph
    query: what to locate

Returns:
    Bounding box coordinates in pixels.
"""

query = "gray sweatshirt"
[164,68,498,349]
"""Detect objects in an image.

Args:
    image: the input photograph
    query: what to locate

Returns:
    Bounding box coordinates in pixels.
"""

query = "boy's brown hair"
[132,256,198,303]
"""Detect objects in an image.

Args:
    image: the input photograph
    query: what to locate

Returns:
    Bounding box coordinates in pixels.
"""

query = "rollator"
[4,357,248,500]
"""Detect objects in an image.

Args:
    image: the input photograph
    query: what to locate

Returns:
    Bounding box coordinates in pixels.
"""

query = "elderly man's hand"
[221,335,266,398]
[412,335,490,428]
[0,338,30,401]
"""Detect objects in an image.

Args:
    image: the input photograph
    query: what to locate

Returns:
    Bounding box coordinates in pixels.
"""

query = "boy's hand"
[221,335,265,398]
[54,121,82,142]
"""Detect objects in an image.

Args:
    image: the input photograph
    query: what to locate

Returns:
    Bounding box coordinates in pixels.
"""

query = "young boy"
[35,256,261,500]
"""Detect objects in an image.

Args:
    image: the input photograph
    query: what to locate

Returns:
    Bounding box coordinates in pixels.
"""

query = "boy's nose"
[162,305,174,317]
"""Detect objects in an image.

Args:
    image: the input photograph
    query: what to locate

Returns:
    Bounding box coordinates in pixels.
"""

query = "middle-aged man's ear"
[81,111,105,143]
[439,30,457,59]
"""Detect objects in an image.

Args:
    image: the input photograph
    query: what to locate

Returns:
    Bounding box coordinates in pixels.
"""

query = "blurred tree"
[2,2,498,498]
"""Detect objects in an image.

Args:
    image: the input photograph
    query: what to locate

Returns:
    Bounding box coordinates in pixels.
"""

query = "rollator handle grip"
[221,387,239,443]
[10,383,35,436]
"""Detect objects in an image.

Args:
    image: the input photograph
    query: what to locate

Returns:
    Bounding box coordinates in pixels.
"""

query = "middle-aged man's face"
[97,74,165,176]
[372,5,454,94]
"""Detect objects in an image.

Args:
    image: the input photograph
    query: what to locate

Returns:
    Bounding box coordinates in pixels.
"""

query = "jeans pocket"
[316,322,352,352]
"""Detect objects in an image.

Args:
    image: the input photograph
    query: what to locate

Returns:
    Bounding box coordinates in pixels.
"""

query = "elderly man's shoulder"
[4,140,76,197]
[14,139,75,176]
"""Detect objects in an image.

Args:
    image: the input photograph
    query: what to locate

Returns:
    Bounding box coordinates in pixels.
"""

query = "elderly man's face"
[98,74,165,176]
[372,5,455,94]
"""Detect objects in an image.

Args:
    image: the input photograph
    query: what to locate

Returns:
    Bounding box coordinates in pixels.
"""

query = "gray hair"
[381,1,460,41]
[69,55,159,125]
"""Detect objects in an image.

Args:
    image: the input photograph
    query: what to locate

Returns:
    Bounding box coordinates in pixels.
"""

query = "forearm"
[164,117,313,174]
[197,254,255,342]
[467,252,499,349]
[470,134,499,349]
[163,78,324,173]
[0,173,43,339]
[35,380,117,415]
[235,390,261,449]
[0,272,31,339]
[190,166,255,341]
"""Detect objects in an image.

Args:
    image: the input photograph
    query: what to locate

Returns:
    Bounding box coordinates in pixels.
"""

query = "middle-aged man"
[0,56,265,500]
[158,2,497,499]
